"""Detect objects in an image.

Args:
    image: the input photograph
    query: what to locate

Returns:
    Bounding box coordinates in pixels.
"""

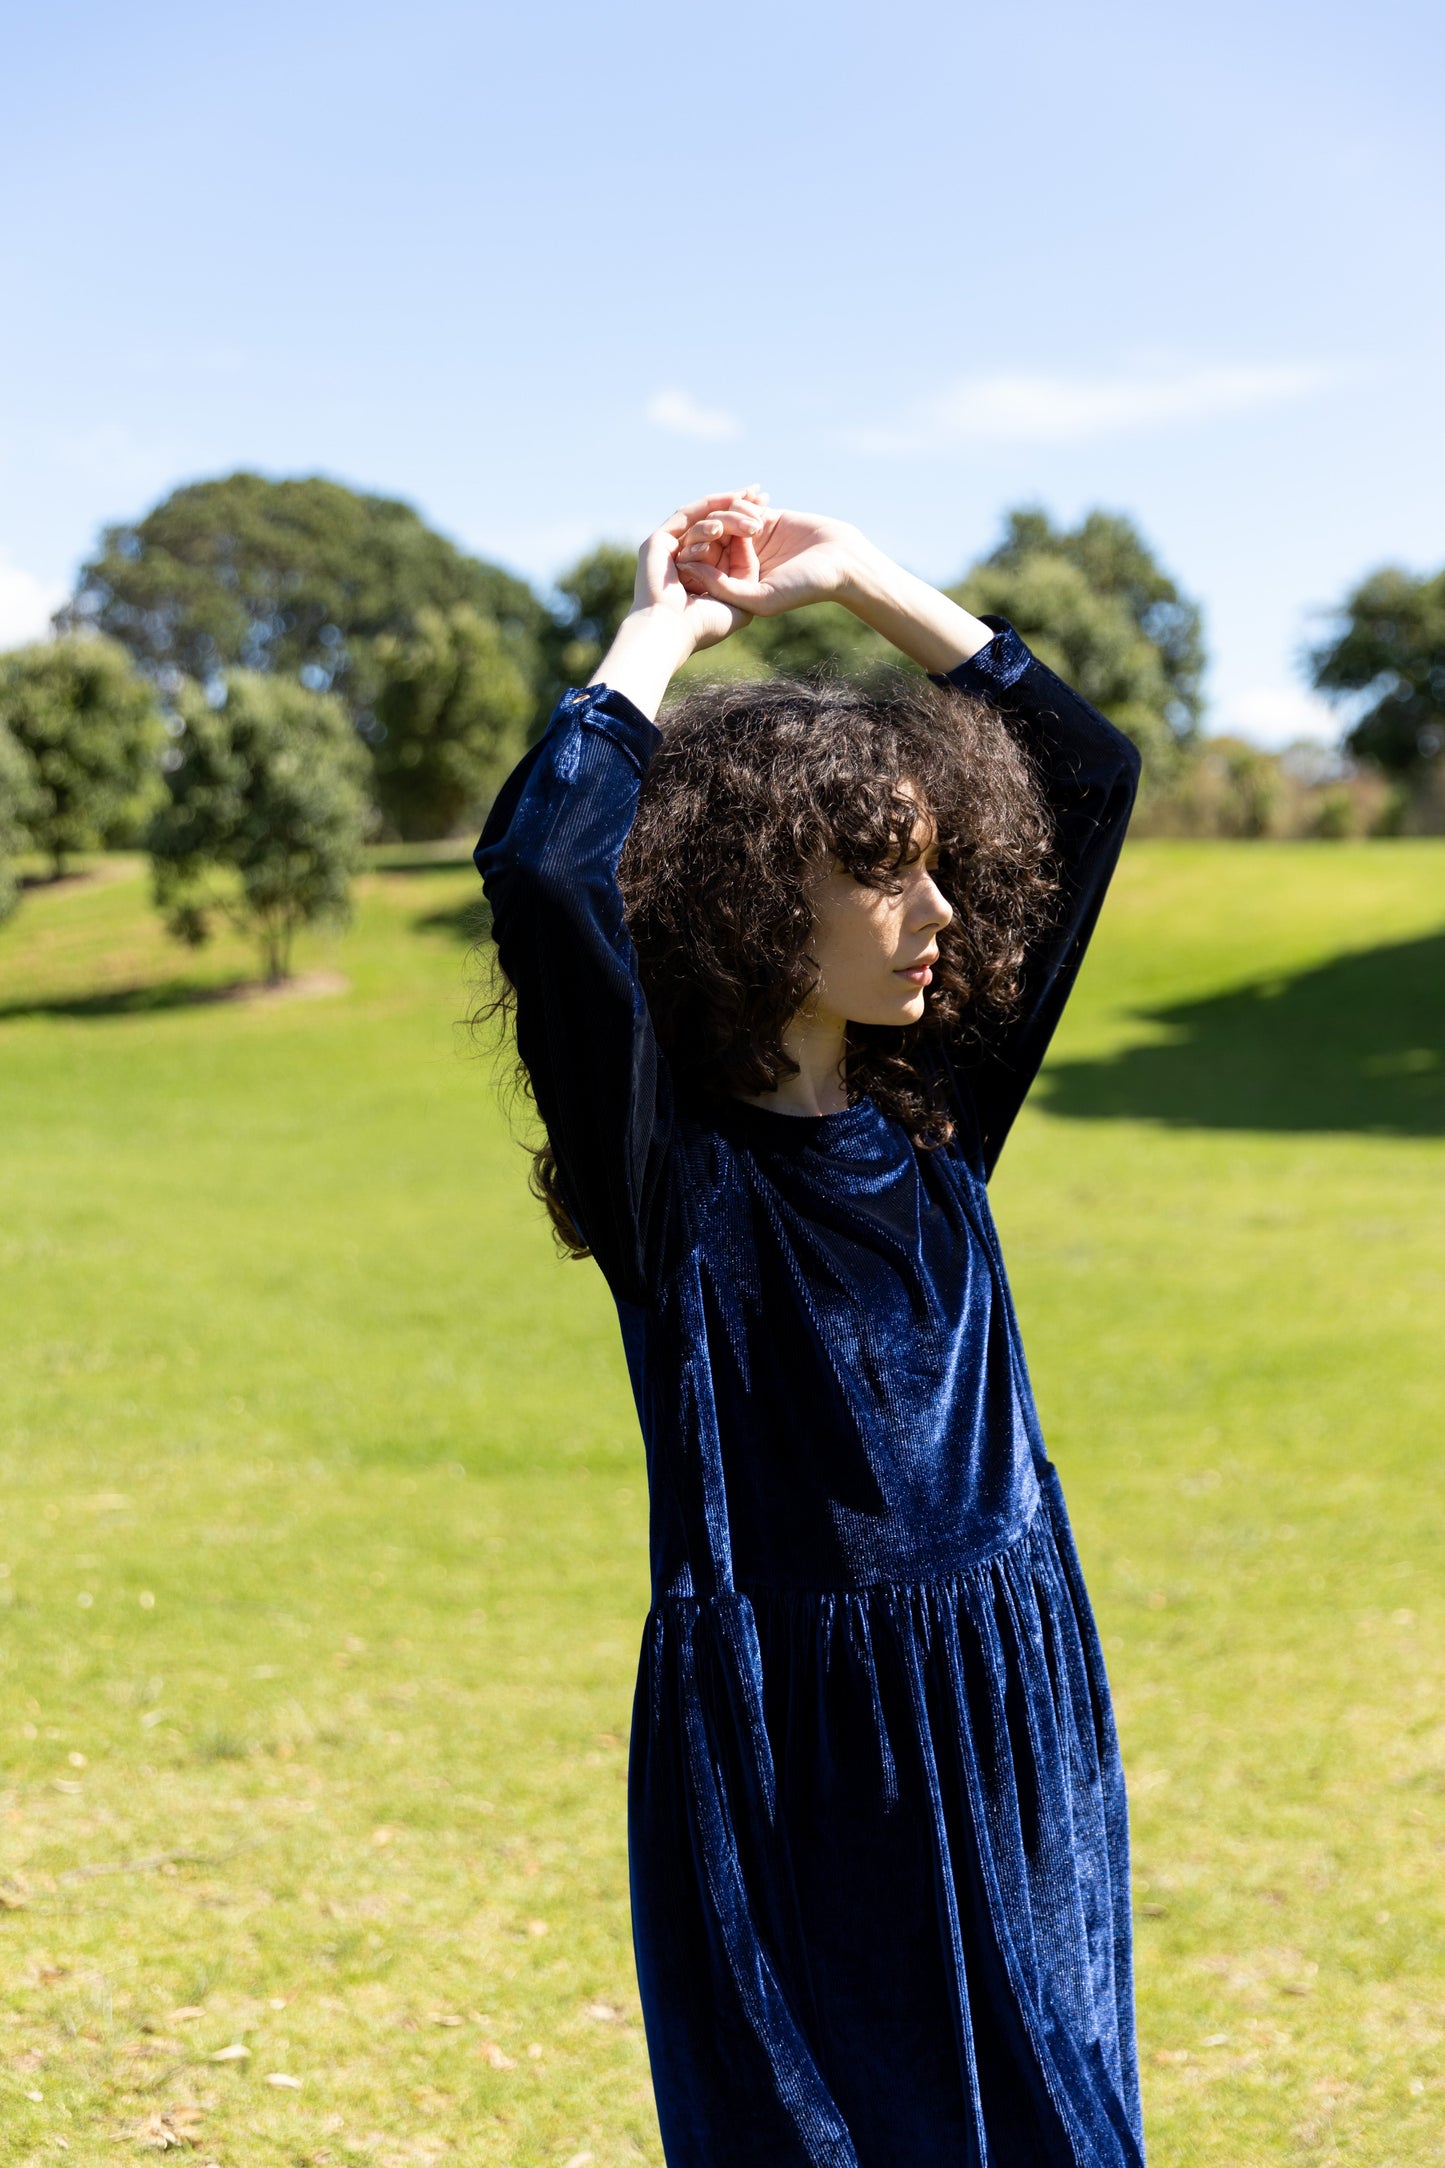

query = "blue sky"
[3,0,1442,744]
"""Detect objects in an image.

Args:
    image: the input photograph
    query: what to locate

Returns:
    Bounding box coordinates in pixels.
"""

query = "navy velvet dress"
[476,622,1145,2168]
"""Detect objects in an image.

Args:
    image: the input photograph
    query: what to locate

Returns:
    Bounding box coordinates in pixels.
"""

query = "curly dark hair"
[498,670,1056,1258]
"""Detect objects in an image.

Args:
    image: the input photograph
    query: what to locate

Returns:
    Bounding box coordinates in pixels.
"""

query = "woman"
[477,490,1144,2167]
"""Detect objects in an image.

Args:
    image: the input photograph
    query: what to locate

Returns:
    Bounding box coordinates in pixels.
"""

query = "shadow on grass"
[0,977,256,1022]
[1039,929,1445,1136]
[365,847,478,876]
[415,897,492,945]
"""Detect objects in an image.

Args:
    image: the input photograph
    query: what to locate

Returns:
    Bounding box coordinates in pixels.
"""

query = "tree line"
[0,471,1440,977]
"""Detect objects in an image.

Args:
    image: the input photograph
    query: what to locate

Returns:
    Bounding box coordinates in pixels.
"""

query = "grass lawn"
[0,840,1441,2166]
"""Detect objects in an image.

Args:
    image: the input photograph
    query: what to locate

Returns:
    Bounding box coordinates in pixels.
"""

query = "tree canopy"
[1309,563,1445,777]
[368,604,533,840]
[63,473,547,720]
[976,508,1205,741]
[148,670,371,983]
[949,509,1203,775]
[0,720,39,922]
[0,636,164,876]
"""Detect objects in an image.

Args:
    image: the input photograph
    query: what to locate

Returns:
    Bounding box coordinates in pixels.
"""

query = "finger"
[677,511,763,561]
[725,530,760,583]
[684,505,764,540]
[668,488,757,531]
[637,525,681,596]
[679,559,765,608]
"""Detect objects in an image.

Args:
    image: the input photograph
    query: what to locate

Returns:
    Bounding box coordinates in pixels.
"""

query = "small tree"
[0,636,163,876]
[367,603,532,839]
[1309,563,1445,779]
[148,671,370,984]
[0,719,39,923]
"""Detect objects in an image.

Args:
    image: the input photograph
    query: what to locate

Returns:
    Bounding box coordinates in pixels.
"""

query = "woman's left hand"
[675,505,871,618]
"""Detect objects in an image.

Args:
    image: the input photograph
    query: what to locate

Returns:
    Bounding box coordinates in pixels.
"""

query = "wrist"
[612,603,698,666]
[835,536,909,617]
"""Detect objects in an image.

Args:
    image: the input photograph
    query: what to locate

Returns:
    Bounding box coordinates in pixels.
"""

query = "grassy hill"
[0,841,1441,2165]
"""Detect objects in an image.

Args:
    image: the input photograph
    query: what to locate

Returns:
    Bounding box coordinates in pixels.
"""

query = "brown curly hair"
[502,671,1056,1257]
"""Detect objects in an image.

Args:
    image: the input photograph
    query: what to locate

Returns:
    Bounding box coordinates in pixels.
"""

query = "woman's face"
[804,790,953,1030]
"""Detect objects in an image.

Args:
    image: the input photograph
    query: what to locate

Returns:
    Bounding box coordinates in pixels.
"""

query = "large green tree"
[368,604,533,839]
[0,719,39,922]
[1309,563,1445,777]
[950,510,1203,775]
[63,473,548,722]
[975,507,1205,740]
[148,671,371,983]
[0,636,164,876]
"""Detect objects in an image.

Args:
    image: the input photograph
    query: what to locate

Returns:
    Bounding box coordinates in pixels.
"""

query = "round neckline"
[718,1094,880,1145]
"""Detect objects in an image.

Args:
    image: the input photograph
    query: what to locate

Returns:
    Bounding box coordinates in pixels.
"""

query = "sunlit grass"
[0,842,1441,2165]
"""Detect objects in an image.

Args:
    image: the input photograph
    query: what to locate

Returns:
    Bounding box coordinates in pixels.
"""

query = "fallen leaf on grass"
[0,1882,26,1910]
[210,2043,250,2062]
[564,2153,595,2167]
[584,2002,622,2023]
[428,2013,464,2027]
[168,2008,206,2025]
[478,2041,516,2070]
[265,2072,302,2089]
[134,2106,204,2149]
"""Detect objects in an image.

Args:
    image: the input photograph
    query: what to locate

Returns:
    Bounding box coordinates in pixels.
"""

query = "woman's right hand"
[633,488,767,652]
[587,489,766,720]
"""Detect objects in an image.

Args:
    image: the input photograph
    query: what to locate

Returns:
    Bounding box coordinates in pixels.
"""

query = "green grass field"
[1,840,1441,2167]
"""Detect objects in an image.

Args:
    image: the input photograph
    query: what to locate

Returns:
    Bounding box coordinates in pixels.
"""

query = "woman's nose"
[913,875,952,933]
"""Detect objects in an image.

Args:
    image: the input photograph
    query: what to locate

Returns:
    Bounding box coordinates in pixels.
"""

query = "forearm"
[838,544,995,675]
[589,607,696,722]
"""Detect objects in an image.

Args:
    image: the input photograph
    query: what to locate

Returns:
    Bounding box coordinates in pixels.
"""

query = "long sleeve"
[474,683,672,1302]
[936,619,1142,1177]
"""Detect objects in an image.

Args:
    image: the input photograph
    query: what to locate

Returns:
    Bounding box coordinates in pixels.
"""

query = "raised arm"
[475,496,756,1297]
[936,620,1140,1172]
[678,511,1141,1173]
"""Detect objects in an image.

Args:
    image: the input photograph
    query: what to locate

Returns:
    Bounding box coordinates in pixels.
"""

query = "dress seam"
[650,1489,1055,1609]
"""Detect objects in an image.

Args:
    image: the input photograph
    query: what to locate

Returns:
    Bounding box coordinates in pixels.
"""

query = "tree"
[952,551,1181,774]
[0,636,164,876]
[1309,563,1445,777]
[368,603,533,839]
[976,507,1205,740]
[148,671,370,983]
[534,545,638,728]
[0,720,39,923]
[948,509,1205,775]
[62,472,548,724]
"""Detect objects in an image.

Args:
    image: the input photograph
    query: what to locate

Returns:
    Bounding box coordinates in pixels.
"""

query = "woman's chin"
[856,995,927,1027]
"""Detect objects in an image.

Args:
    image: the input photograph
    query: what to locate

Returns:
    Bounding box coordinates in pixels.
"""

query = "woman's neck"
[740,1010,850,1118]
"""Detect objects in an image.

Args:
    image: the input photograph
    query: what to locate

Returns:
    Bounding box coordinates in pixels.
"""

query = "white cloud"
[853,361,1336,453]
[1215,684,1339,750]
[0,559,66,649]
[646,388,743,442]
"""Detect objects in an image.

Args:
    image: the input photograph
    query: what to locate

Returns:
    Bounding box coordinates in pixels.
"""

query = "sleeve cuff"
[930,616,1033,696]
[560,682,663,771]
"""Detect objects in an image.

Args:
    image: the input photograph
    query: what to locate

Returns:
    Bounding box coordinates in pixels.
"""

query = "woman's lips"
[896,957,936,987]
